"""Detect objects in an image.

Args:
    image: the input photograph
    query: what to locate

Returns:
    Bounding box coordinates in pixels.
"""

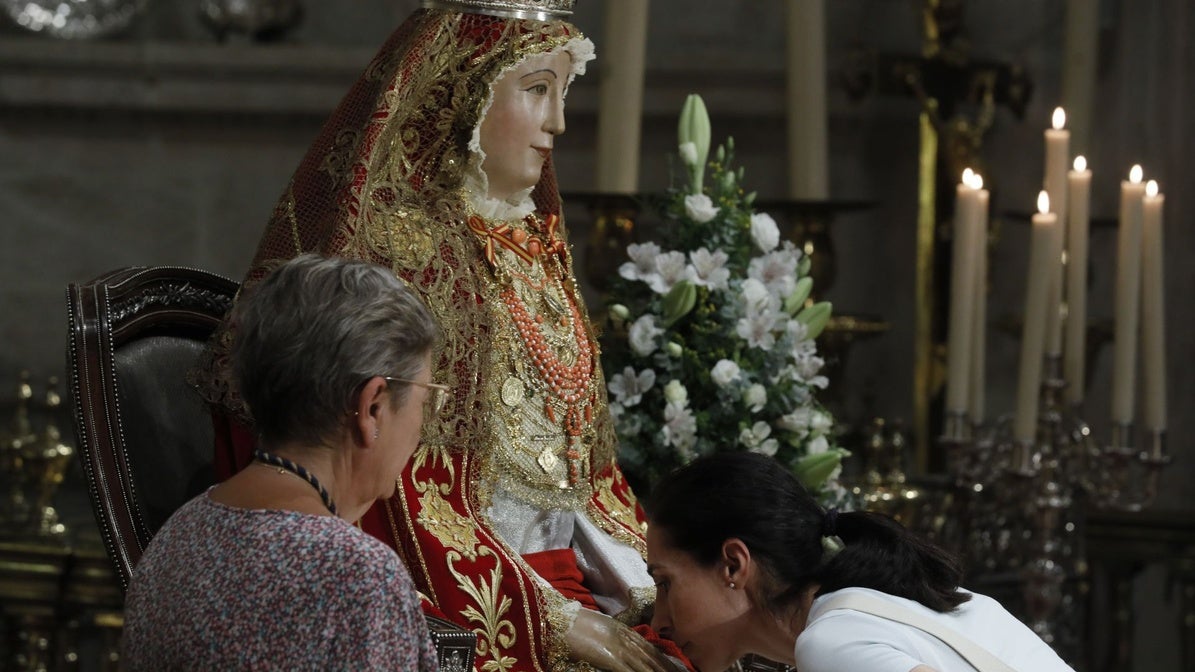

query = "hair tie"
[821,507,839,537]
[820,508,844,560]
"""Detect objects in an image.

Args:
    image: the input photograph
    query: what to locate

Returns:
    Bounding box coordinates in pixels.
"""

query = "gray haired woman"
[122,254,443,671]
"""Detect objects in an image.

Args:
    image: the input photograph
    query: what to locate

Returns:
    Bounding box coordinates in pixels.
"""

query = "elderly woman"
[122,255,442,671]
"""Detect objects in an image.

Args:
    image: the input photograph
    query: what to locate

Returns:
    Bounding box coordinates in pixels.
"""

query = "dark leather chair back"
[67,266,235,589]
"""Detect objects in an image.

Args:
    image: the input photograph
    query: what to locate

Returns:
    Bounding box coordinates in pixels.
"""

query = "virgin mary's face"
[478,49,571,202]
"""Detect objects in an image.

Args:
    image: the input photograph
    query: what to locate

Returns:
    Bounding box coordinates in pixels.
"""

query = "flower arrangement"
[602,94,847,494]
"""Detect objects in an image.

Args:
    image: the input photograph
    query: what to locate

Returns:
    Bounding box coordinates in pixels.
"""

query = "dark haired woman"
[645,452,1075,672]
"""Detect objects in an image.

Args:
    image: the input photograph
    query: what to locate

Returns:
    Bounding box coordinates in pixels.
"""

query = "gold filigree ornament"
[594,479,639,532]
[417,488,480,561]
[446,547,519,672]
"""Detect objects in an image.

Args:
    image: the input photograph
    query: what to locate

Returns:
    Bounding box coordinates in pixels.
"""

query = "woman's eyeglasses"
[383,377,450,415]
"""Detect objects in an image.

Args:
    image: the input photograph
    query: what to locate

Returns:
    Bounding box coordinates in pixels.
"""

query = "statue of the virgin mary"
[198,1,685,669]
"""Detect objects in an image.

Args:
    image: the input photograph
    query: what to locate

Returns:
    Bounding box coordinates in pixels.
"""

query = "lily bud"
[796,301,832,340]
[784,277,814,315]
[661,280,698,327]
[666,342,683,358]
[793,450,842,489]
[678,94,711,194]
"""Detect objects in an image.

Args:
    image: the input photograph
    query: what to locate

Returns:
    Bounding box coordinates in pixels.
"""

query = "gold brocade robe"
[198,8,654,671]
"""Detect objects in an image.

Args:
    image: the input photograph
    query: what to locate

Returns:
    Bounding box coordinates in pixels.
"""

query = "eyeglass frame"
[382,376,450,416]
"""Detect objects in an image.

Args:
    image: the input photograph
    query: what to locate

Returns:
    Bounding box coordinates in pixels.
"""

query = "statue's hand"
[565,608,674,672]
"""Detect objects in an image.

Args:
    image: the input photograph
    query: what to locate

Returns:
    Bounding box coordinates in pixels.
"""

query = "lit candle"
[969,176,990,424]
[1063,156,1092,405]
[785,0,829,199]
[1043,107,1070,357]
[1014,191,1059,442]
[1140,179,1167,432]
[1112,165,1146,425]
[594,0,650,193]
[946,169,981,416]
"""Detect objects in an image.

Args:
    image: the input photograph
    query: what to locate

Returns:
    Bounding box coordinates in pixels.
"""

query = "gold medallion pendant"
[501,377,526,407]
[537,447,559,473]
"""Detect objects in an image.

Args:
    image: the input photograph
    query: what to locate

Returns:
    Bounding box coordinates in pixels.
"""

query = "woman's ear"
[352,376,389,446]
[721,537,752,586]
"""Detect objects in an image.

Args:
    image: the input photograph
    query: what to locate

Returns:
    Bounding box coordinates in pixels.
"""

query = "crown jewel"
[423,0,574,21]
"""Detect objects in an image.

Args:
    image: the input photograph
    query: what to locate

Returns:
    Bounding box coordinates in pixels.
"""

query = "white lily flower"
[619,242,662,283]
[663,402,698,457]
[736,311,779,351]
[739,421,777,456]
[628,315,664,357]
[748,247,799,298]
[607,366,657,406]
[647,251,690,294]
[686,248,731,291]
[739,278,774,313]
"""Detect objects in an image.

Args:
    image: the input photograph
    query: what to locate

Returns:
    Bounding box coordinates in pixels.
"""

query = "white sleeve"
[795,611,927,672]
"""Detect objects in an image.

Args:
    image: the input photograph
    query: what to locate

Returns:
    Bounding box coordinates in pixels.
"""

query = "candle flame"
[1052,107,1066,130]
[1146,180,1159,198]
[1037,190,1050,214]
[961,167,974,185]
[972,174,984,190]
[1074,155,1087,172]
[1130,164,1143,183]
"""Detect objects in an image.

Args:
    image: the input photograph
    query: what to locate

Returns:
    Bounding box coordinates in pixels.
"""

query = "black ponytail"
[648,452,970,615]
[815,510,970,612]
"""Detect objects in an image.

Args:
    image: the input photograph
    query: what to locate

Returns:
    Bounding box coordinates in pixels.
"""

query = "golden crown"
[422,0,574,21]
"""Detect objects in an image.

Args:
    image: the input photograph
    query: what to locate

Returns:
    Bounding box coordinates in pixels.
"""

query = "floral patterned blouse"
[122,492,439,671]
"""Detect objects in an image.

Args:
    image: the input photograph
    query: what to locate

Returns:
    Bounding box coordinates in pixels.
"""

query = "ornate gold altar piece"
[1,372,74,542]
[1,372,124,671]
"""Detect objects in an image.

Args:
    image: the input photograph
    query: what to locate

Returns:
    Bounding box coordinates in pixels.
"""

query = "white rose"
[683,193,720,223]
[749,212,780,252]
[664,380,688,405]
[678,141,699,167]
[744,384,767,413]
[710,359,741,388]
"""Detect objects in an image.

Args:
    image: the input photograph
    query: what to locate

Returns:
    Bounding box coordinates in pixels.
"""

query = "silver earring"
[728,581,736,589]
[373,428,380,440]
